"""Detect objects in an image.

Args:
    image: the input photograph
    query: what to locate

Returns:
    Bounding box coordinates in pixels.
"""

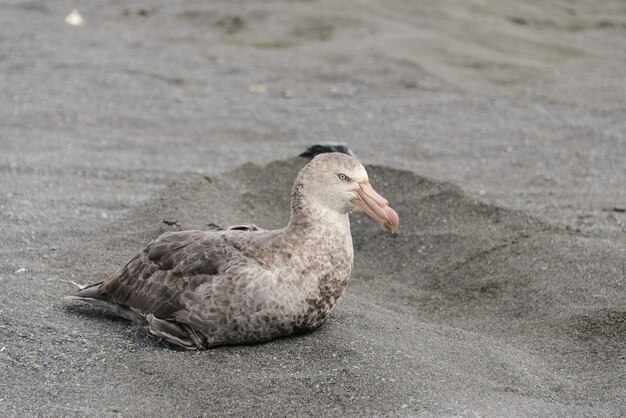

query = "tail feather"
[66,282,143,323]
[67,282,208,349]
[71,281,105,299]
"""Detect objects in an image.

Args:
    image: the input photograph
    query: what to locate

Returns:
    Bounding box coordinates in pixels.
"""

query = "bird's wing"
[78,230,247,320]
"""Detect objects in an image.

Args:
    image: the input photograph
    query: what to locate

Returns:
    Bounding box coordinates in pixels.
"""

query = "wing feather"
[95,231,236,319]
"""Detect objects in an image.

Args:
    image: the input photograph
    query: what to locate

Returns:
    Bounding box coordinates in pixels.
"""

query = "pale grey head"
[295,153,399,232]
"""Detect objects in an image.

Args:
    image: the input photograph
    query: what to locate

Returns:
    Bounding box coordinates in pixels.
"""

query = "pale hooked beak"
[352,181,399,233]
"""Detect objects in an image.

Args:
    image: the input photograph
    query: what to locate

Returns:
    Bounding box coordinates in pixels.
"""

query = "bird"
[299,143,356,159]
[67,153,399,349]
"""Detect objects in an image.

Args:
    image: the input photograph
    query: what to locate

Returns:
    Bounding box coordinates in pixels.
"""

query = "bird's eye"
[337,173,348,181]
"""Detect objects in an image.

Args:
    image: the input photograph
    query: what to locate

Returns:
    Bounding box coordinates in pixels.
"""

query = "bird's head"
[296,153,399,233]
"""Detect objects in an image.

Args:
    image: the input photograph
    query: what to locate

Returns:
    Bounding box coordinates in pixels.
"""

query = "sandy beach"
[1,0,624,416]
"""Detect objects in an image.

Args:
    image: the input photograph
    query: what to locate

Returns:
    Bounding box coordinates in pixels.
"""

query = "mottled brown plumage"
[68,153,398,349]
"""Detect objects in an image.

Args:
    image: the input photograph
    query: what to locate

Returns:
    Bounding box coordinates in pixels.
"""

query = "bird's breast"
[273,231,353,332]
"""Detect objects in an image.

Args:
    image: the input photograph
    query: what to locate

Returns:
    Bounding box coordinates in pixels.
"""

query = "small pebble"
[65,9,84,27]
[248,84,267,94]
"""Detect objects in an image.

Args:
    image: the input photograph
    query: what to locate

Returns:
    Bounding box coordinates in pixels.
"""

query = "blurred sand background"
[1,0,624,416]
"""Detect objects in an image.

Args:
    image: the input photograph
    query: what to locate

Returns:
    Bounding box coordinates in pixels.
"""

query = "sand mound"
[4,157,621,416]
